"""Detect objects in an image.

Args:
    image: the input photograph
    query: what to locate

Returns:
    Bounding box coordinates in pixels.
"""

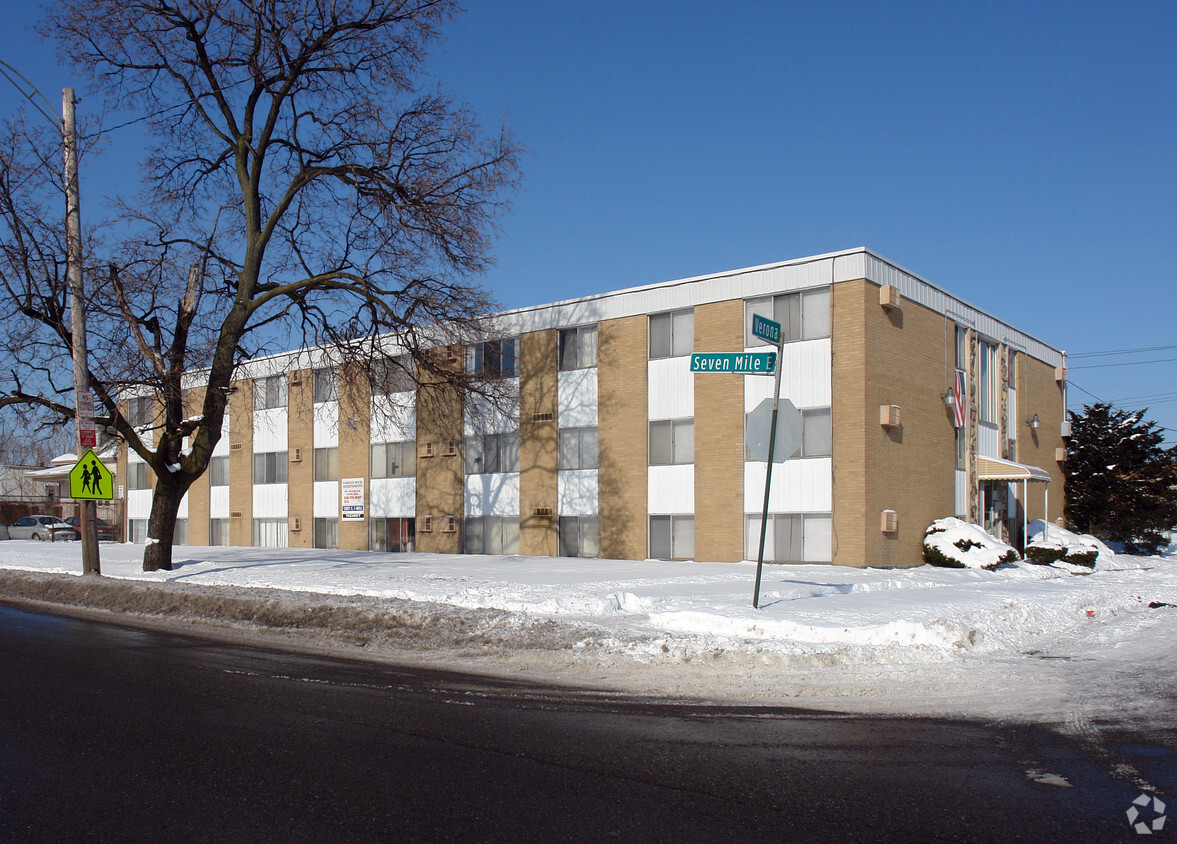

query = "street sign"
[745,397,803,462]
[68,449,114,501]
[751,313,782,345]
[690,352,777,375]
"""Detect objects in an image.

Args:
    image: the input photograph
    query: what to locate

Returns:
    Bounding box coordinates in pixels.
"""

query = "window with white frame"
[558,426,598,470]
[253,451,288,484]
[979,340,998,425]
[209,455,229,486]
[173,519,188,546]
[467,338,519,378]
[252,517,289,548]
[463,516,520,555]
[209,518,230,546]
[313,366,338,403]
[371,441,416,478]
[650,515,694,560]
[370,355,416,396]
[314,447,339,482]
[744,513,832,562]
[649,310,693,359]
[128,519,147,544]
[559,515,600,558]
[127,396,154,427]
[126,461,150,490]
[745,287,830,346]
[253,375,288,410]
[313,517,338,549]
[558,325,598,371]
[465,432,520,474]
[649,418,693,465]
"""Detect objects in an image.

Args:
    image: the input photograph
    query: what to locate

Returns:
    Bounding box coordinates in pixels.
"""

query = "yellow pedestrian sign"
[69,449,114,500]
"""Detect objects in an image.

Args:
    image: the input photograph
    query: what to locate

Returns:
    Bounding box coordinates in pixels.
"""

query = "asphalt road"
[0,605,1171,842]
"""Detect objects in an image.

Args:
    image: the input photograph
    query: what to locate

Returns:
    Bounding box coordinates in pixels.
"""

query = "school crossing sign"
[69,449,114,501]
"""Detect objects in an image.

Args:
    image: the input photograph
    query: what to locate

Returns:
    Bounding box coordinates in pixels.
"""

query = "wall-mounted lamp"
[1026,413,1040,430]
[941,391,956,407]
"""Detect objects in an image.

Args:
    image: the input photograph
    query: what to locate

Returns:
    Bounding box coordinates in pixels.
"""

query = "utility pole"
[63,87,99,576]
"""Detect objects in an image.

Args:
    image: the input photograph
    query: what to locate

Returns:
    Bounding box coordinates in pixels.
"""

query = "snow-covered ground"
[1,539,1175,732]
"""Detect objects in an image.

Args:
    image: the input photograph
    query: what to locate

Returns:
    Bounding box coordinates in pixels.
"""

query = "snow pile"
[0,541,1174,727]
[1025,519,1115,569]
[922,518,1019,569]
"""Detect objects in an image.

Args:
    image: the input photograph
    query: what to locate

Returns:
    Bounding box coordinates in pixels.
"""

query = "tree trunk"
[142,476,185,572]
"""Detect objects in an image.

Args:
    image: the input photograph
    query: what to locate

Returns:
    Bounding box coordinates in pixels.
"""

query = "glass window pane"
[650,516,672,559]
[401,443,415,478]
[254,452,265,482]
[672,516,694,560]
[804,515,832,562]
[672,310,693,357]
[673,419,694,464]
[465,436,483,474]
[802,287,831,339]
[774,514,803,562]
[581,516,600,558]
[802,408,832,457]
[483,435,501,474]
[745,297,773,347]
[580,325,598,368]
[501,518,520,555]
[649,421,672,465]
[559,329,578,371]
[649,313,673,359]
[559,429,579,470]
[559,517,579,557]
[371,444,386,478]
[502,432,519,473]
[464,517,484,555]
[580,428,598,469]
[745,514,775,562]
[775,293,801,342]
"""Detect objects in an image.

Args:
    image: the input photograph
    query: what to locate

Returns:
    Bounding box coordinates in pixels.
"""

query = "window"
[254,375,288,410]
[745,513,832,562]
[313,517,338,549]
[649,515,694,560]
[371,355,416,396]
[209,518,230,546]
[979,340,998,425]
[467,338,519,378]
[649,418,693,465]
[559,515,600,558]
[127,461,150,490]
[559,426,599,470]
[253,451,288,484]
[172,519,188,546]
[558,325,598,370]
[745,287,830,346]
[209,455,229,486]
[314,447,339,482]
[744,408,830,460]
[649,310,693,359]
[463,516,520,555]
[127,396,154,427]
[465,432,520,474]
[313,366,338,403]
[1007,348,1017,388]
[371,441,416,479]
[253,518,289,548]
[128,519,147,544]
[370,517,416,552]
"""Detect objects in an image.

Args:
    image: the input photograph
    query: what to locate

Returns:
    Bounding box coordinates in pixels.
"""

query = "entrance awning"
[976,456,1052,483]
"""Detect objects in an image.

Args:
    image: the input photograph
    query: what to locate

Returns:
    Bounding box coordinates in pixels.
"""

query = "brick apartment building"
[119,247,1068,567]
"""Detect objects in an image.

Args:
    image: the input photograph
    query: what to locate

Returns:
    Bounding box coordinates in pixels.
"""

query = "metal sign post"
[752,322,786,609]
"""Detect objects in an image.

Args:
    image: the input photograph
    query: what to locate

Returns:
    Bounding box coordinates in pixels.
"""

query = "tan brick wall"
[1018,355,1067,523]
[833,279,958,567]
[693,301,745,562]
[228,379,254,546]
[338,362,372,551]
[185,387,210,545]
[415,349,465,554]
[598,315,648,561]
[286,370,313,548]
[519,329,559,556]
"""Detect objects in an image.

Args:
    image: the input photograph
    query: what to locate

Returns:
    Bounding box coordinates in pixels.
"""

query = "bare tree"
[0,0,520,570]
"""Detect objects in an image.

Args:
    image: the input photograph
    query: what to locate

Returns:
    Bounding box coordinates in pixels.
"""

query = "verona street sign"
[689,352,777,375]
[751,313,782,345]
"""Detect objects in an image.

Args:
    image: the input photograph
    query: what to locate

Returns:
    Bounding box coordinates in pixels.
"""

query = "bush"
[1064,549,1097,569]
[1024,545,1066,565]
[923,518,1020,570]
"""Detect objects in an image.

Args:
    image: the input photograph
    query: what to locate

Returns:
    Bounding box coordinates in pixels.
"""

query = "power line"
[1071,356,1177,370]
[1070,343,1177,359]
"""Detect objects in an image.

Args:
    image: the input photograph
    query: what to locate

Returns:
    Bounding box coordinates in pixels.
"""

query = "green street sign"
[751,313,782,345]
[69,449,115,500]
[690,352,777,375]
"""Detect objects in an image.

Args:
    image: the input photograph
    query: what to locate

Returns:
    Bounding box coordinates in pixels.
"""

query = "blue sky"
[2,1,1175,439]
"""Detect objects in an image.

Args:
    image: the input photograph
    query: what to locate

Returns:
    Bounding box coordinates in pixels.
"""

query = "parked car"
[9,515,79,541]
[65,516,118,542]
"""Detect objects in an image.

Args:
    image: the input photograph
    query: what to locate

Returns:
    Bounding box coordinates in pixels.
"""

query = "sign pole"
[752,334,785,609]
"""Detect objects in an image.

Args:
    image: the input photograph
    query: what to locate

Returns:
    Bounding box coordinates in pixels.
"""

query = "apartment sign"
[341,477,365,520]
[690,352,777,375]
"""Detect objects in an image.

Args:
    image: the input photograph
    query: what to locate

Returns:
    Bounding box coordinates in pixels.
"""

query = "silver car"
[8,515,79,541]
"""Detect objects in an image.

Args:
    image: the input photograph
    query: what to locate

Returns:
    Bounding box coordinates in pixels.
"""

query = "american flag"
[953,368,966,428]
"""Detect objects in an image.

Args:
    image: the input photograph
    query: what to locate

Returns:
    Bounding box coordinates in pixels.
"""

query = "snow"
[1,540,1175,731]
[924,517,1019,569]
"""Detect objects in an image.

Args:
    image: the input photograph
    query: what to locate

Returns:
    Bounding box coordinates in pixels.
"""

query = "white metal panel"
[464,473,520,517]
[648,464,694,514]
[127,489,153,519]
[313,401,338,447]
[557,470,598,516]
[743,338,831,411]
[744,458,832,512]
[955,470,968,516]
[369,477,416,518]
[313,480,338,518]
[370,395,416,443]
[805,515,833,562]
[648,357,694,419]
[464,383,519,436]
[252,483,289,517]
[210,485,230,518]
[978,424,1001,458]
[558,369,598,427]
[253,407,288,451]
